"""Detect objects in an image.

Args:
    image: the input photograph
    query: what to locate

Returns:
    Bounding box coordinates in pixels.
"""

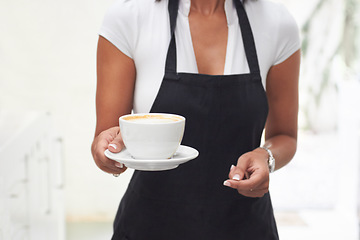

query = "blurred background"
[0,0,359,239]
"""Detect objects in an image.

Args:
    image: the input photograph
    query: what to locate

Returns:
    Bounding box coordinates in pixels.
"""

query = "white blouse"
[99,0,300,113]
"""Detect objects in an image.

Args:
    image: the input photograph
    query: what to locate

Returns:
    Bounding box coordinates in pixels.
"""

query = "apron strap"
[168,0,179,35]
[165,0,261,80]
[165,0,179,77]
[233,0,261,79]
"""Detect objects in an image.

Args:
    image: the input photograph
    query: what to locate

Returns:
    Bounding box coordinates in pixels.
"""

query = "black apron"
[112,0,278,239]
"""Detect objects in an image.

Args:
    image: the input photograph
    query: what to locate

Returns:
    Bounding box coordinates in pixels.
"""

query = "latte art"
[123,114,181,123]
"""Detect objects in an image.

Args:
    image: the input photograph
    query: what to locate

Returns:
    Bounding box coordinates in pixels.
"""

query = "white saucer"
[104,145,199,171]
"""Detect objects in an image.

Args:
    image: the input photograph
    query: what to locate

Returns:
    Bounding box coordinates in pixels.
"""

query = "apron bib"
[112,0,278,239]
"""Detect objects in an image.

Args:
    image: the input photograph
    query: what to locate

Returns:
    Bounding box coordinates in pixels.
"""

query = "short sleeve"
[273,4,301,65]
[98,0,138,59]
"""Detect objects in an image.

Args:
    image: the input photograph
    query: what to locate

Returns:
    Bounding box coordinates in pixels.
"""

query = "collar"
[179,0,240,25]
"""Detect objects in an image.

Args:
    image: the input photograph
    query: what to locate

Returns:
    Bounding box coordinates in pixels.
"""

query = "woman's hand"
[91,126,127,175]
[223,148,270,198]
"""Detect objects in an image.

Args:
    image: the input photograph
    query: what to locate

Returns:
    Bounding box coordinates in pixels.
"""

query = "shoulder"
[245,0,298,29]
[100,0,167,58]
[103,0,161,22]
[254,0,300,42]
[101,0,168,37]
[245,0,300,64]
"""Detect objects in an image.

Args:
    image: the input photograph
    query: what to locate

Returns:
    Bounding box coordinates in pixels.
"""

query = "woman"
[91,0,300,239]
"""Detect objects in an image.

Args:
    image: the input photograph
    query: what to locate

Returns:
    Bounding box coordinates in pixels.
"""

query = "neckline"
[179,0,238,26]
[165,0,260,78]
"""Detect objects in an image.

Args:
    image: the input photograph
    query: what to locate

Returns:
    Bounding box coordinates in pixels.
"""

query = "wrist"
[259,146,275,173]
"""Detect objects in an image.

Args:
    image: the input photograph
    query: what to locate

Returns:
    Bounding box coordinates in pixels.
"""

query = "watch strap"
[260,146,275,173]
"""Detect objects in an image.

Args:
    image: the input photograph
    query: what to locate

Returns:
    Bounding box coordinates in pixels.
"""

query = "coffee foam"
[123,114,182,123]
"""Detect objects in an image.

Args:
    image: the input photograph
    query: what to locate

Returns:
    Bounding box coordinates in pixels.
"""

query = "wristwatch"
[260,146,275,173]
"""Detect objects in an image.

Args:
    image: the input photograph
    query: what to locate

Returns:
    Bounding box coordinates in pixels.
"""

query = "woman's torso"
[99,0,300,113]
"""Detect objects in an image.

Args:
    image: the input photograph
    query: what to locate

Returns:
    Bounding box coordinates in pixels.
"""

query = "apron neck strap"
[168,0,179,35]
[233,0,260,76]
[165,0,261,78]
[165,0,179,75]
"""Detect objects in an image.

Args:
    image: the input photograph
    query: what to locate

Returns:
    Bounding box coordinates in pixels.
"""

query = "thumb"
[108,131,125,153]
[229,155,250,181]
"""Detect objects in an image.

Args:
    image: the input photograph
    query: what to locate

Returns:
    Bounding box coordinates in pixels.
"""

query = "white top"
[99,0,300,113]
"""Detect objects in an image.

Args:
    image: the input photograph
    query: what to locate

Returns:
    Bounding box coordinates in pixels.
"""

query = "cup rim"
[119,113,185,124]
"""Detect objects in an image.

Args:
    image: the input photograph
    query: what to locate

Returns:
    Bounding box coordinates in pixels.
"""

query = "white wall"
[0,0,133,221]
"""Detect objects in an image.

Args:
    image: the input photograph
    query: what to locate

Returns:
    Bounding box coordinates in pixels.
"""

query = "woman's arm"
[224,49,301,197]
[95,36,136,136]
[91,36,136,175]
[262,49,300,169]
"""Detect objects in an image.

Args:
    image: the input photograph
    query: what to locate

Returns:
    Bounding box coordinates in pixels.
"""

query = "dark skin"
[91,0,300,197]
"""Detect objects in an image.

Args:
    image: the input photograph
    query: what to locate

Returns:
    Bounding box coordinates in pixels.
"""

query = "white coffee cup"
[119,113,185,159]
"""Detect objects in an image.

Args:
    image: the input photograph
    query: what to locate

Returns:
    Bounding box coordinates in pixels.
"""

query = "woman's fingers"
[224,151,269,198]
[107,127,124,153]
[94,142,127,174]
[228,153,252,180]
[224,178,268,197]
[99,161,127,175]
[108,128,125,153]
[225,172,268,197]
[92,126,127,175]
[100,152,127,173]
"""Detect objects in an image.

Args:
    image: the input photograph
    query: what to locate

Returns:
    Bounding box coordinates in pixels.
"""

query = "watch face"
[268,156,275,173]
[261,146,275,173]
